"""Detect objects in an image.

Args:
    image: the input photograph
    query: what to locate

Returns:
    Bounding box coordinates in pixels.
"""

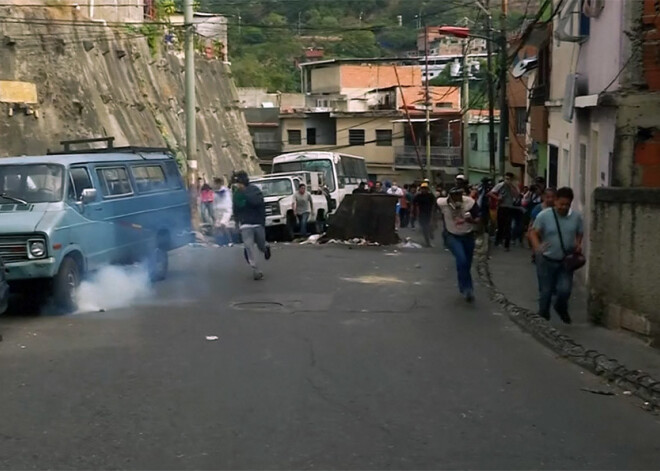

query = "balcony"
[394,146,462,169]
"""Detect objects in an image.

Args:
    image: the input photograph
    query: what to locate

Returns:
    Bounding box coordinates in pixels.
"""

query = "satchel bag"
[552,209,586,271]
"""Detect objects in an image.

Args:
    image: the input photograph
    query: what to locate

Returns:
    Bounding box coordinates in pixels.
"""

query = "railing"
[394,146,462,168]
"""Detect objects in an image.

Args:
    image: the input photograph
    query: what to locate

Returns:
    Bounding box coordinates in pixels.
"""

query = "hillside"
[195,0,535,92]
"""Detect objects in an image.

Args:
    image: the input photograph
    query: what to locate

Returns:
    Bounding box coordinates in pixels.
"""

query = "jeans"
[496,207,515,248]
[419,219,432,247]
[241,225,268,271]
[201,201,215,225]
[297,212,310,236]
[400,208,410,228]
[446,233,476,294]
[536,254,574,318]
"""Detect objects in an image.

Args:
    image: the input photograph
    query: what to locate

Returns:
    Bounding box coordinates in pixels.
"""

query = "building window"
[349,129,366,146]
[515,108,526,135]
[376,129,392,147]
[307,128,317,145]
[470,133,478,151]
[288,129,302,145]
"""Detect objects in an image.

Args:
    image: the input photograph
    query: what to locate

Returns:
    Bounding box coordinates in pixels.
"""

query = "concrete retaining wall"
[589,188,660,347]
[0,5,260,181]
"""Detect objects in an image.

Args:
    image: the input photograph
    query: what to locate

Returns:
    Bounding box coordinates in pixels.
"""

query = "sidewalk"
[487,245,660,380]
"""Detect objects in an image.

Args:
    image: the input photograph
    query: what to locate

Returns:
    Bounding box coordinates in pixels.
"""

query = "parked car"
[0,139,191,311]
[251,172,329,241]
[0,257,8,315]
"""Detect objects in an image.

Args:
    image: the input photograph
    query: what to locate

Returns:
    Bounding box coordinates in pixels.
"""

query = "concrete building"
[506,23,551,184]
[466,110,501,184]
[236,88,305,171]
[287,59,462,183]
[78,0,146,23]
[168,12,228,61]
[537,0,660,346]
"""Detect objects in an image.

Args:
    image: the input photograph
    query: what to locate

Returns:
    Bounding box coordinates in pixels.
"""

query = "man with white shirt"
[437,187,480,302]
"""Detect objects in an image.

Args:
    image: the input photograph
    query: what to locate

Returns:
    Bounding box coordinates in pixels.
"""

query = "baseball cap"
[420,182,429,188]
[456,174,466,180]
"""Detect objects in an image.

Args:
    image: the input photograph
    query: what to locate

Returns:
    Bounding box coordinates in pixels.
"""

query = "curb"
[477,253,660,412]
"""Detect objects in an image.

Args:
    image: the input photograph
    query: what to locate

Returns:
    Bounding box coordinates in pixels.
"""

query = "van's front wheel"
[53,257,80,311]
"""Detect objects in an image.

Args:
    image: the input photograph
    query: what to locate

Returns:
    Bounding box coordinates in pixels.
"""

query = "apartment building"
[285,59,462,184]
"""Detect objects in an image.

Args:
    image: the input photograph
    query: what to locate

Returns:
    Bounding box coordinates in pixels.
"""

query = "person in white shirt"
[386,181,404,229]
[438,187,481,302]
[212,177,233,245]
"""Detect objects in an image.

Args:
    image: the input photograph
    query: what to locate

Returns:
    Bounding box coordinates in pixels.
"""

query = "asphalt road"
[1,241,659,470]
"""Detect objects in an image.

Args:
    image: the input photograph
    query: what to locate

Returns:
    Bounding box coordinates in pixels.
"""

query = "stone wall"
[588,188,660,347]
[0,5,260,182]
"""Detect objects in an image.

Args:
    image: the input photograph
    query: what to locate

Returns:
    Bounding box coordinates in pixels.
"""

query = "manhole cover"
[231,302,284,311]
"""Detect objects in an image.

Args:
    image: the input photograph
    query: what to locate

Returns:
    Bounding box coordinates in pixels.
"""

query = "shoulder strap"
[552,209,568,255]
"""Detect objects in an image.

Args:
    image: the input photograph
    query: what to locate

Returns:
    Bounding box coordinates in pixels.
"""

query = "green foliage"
[199,0,536,92]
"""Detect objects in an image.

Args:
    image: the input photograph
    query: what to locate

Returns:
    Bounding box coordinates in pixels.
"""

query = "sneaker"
[264,245,271,260]
[464,289,475,302]
[253,270,264,281]
[538,311,550,320]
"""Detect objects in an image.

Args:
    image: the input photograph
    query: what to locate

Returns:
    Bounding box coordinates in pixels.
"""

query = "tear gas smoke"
[76,264,152,312]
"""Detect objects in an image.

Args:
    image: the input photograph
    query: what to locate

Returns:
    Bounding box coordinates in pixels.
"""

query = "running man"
[438,187,481,302]
[232,171,271,280]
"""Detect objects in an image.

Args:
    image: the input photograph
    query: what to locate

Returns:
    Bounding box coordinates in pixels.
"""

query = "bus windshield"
[272,159,335,192]
[0,164,64,203]
[252,178,293,197]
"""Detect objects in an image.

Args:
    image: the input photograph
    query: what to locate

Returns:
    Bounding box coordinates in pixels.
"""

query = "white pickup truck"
[251,172,329,241]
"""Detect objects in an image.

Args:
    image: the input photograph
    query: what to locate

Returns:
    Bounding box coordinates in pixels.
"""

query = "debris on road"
[580,387,615,396]
[300,234,322,245]
[398,238,423,249]
[205,336,219,341]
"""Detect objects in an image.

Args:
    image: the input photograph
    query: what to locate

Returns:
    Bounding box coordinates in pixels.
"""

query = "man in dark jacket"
[232,171,271,280]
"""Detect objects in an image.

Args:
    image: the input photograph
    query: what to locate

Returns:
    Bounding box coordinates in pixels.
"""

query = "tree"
[336,30,381,57]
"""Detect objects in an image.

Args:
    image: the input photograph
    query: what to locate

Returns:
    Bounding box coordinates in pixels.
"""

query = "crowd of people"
[194,171,584,321]
[355,173,584,319]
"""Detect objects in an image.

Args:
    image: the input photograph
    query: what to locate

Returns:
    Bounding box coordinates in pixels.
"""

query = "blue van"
[0,140,191,310]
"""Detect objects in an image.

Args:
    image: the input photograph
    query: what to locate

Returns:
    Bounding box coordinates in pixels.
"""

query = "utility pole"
[461,37,470,181]
[424,25,432,182]
[498,0,508,178]
[184,0,197,186]
[484,1,496,178]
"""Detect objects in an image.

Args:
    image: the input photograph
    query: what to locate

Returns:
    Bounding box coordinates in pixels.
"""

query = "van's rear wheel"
[149,248,168,282]
[53,257,80,311]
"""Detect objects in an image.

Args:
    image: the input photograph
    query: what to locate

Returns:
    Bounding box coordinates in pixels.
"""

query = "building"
[286,59,462,183]
[236,88,305,171]
[168,12,228,61]
[466,110,501,184]
[75,0,146,23]
[506,23,551,184]
[538,0,660,345]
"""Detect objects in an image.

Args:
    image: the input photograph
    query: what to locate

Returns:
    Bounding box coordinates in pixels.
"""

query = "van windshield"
[0,164,64,203]
[252,178,293,197]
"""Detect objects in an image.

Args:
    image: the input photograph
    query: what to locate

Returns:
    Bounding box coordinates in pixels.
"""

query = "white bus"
[271,152,368,212]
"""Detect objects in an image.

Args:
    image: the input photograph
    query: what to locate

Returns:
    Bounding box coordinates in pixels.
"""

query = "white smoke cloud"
[76,264,152,313]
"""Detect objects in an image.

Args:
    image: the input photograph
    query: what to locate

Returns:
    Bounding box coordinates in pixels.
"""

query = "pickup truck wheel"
[149,248,168,282]
[53,257,80,311]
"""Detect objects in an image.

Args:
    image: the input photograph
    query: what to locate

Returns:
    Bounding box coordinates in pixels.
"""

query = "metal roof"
[0,150,174,166]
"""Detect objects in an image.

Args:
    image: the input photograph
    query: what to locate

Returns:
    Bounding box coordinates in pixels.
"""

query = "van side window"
[97,167,133,197]
[69,167,94,201]
[131,165,167,193]
[164,161,183,189]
